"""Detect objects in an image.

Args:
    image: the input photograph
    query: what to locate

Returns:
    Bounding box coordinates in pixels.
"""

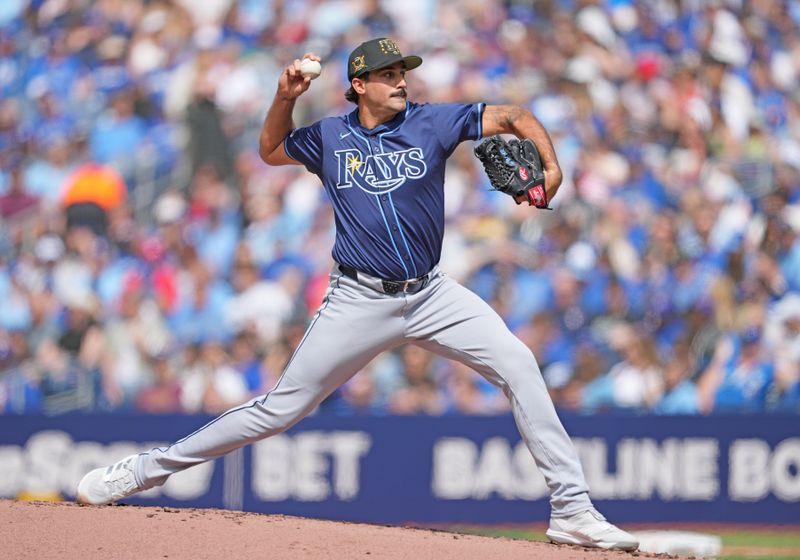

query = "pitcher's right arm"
[259,52,320,166]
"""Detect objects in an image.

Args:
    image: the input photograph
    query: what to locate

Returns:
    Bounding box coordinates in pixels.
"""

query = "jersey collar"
[349,102,409,136]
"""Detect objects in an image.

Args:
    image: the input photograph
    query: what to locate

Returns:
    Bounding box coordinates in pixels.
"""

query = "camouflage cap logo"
[378,39,401,55]
[351,54,366,74]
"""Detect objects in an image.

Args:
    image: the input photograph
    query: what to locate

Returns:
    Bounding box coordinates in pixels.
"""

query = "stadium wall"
[1,414,798,524]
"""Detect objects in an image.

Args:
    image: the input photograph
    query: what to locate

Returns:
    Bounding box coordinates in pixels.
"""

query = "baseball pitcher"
[77,38,638,551]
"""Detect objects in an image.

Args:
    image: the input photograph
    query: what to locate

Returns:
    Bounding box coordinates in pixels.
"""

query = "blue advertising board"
[0,413,798,524]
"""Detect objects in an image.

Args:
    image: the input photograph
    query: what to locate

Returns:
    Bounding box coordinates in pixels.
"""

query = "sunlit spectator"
[388,345,445,416]
[582,325,664,412]
[653,342,699,415]
[698,327,774,413]
[180,339,248,414]
[135,351,182,414]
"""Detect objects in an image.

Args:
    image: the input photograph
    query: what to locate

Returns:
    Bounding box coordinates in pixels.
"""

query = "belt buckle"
[405,275,428,293]
[381,275,427,295]
[381,280,400,294]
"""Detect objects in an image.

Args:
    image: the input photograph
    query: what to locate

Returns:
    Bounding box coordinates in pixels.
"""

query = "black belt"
[338,264,431,295]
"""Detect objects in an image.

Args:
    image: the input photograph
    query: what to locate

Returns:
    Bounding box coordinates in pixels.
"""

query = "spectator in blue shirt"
[654,342,699,415]
[89,90,146,181]
[698,327,774,413]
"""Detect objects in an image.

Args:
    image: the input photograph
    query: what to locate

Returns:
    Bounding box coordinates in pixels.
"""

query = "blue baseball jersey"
[284,101,485,280]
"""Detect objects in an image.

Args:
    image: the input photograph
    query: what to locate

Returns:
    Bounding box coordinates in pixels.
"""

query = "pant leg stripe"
[149,282,341,453]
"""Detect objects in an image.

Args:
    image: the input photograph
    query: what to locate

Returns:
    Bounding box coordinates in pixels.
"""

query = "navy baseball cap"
[347,38,422,81]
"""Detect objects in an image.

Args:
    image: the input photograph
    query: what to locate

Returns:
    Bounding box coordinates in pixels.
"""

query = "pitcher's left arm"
[482,105,563,201]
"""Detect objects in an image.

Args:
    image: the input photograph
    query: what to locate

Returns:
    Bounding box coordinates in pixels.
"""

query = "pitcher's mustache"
[391,89,407,98]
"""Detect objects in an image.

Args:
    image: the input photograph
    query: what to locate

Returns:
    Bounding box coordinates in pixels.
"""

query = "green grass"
[715,530,800,560]
[446,526,800,559]
[719,531,800,548]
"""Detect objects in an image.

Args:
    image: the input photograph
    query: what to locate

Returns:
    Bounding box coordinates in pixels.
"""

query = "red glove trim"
[527,184,548,208]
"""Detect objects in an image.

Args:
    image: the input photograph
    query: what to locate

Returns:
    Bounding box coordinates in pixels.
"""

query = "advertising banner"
[1,414,798,524]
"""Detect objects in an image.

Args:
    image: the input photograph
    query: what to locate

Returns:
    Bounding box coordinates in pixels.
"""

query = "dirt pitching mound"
[2,500,679,560]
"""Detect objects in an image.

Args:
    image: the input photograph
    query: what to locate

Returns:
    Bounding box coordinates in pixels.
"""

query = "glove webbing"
[482,143,520,192]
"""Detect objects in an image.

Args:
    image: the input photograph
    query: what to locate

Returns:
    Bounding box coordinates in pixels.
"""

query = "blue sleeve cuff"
[283,133,299,162]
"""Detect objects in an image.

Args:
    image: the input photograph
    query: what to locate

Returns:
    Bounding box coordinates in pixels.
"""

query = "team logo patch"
[351,55,366,74]
[379,39,401,55]
[347,153,365,173]
[335,147,427,194]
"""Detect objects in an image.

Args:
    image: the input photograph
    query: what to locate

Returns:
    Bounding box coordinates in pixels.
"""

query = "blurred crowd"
[1,0,799,416]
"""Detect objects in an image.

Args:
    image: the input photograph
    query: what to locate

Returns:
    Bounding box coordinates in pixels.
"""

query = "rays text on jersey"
[334,147,427,194]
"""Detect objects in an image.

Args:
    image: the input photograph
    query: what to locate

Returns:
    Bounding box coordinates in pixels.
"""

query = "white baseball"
[299,58,321,79]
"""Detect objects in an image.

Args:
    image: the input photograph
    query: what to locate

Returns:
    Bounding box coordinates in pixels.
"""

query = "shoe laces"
[577,510,627,540]
[104,456,138,497]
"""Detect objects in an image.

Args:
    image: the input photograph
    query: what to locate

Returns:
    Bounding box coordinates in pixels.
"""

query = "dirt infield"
[2,500,682,560]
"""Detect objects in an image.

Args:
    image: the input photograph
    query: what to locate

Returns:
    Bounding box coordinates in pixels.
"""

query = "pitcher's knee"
[501,342,538,370]
[253,397,316,437]
[492,346,544,386]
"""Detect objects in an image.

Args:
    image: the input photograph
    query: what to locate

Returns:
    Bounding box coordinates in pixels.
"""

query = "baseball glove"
[474,135,549,208]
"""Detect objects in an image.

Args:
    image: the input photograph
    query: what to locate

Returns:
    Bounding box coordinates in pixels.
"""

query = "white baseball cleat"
[76,454,143,505]
[546,508,639,551]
